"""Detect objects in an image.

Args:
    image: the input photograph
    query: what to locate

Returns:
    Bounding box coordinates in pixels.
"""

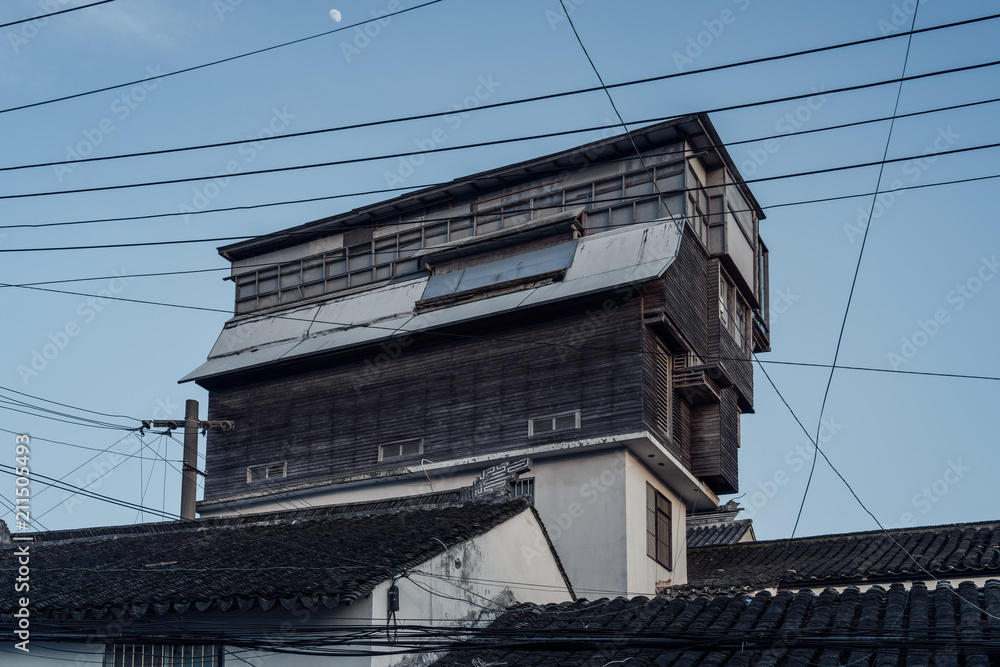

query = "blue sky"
[1,0,998,538]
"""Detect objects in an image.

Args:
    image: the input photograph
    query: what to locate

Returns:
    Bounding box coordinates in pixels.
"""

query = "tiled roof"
[433,580,1000,667]
[0,495,544,621]
[688,519,1000,590]
[687,518,754,547]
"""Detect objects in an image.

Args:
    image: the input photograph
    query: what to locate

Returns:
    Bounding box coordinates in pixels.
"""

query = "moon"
[329,9,342,22]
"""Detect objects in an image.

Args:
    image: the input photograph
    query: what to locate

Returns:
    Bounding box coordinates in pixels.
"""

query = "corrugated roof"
[687,519,1000,590]
[181,217,682,383]
[431,580,1000,667]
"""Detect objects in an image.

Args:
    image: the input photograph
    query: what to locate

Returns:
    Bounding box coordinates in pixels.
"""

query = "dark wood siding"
[689,386,740,495]
[707,258,753,409]
[204,297,646,502]
[659,227,709,359]
[641,329,689,468]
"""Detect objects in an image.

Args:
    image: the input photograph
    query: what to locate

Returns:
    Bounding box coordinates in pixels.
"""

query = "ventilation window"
[528,410,581,436]
[246,461,287,484]
[378,438,424,462]
[512,478,535,504]
[105,644,223,666]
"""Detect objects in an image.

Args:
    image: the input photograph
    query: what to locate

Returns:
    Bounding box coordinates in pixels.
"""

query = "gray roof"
[182,216,683,384]
[687,519,1000,591]
[687,518,754,547]
[431,580,1000,667]
[0,495,560,622]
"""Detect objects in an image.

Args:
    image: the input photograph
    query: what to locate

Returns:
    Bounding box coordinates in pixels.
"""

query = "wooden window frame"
[645,483,672,569]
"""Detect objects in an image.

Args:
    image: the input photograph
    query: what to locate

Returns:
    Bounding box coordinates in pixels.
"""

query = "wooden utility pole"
[144,399,233,520]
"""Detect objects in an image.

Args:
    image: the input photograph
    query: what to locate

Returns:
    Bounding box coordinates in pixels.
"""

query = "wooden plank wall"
[706,257,753,408]
[660,226,708,359]
[203,297,647,502]
[689,388,740,495]
[641,329,690,468]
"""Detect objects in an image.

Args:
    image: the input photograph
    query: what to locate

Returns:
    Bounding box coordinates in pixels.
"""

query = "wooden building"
[182,113,770,595]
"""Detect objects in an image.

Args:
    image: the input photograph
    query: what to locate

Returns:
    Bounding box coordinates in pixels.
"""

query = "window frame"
[645,483,672,569]
[104,644,224,667]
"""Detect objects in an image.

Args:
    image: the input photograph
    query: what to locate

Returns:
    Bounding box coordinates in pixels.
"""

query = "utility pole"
[143,399,233,520]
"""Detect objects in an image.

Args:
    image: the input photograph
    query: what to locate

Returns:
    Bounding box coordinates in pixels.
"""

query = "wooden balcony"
[673,365,725,406]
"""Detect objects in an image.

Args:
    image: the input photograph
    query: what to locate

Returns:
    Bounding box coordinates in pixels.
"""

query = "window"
[718,271,749,353]
[512,478,535,503]
[378,438,424,462]
[104,644,223,667]
[246,461,287,483]
[646,484,672,569]
[528,410,581,436]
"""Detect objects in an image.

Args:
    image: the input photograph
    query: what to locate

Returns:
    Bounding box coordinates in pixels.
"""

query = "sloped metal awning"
[181,217,683,384]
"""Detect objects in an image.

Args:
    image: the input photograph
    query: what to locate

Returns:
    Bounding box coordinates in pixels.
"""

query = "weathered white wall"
[208,445,693,598]
[369,507,573,667]
[624,452,687,593]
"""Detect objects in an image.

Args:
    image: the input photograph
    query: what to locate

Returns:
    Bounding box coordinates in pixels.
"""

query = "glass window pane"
[257,270,278,294]
[279,266,301,288]
[424,223,448,247]
[611,204,634,227]
[326,257,347,276]
[587,209,610,232]
[635,198,659,223]
[625,172,654,198]
[348,244,372,270]
[302,260,324,283]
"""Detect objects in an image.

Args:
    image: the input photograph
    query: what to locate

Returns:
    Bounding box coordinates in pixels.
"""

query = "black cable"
[5,93,999,232]
[785,0,922,559]
[6,276,1000,388]
[0,0,116,29]
[0,0,448,116]
[0,383,140,421]
[3,137,998,253]
[3,57,997,203]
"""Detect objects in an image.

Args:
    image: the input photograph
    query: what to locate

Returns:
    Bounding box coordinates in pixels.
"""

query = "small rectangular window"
[378,438,424,462]
[247,461,287,483]
[646,484,672,569]
[105,643,223,666]
[528,410,581,436]
[512,478,535,504]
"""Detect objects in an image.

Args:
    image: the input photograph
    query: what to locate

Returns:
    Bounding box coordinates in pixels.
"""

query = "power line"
[6,278,1000,390]
[786,0,922,554]
[1,137,997,254]
[1,8,994,129]
[3,58,997,203]
[0,0,448,116]
[0,383,139,421]
[0,0,116,29]
[4,93,998,232]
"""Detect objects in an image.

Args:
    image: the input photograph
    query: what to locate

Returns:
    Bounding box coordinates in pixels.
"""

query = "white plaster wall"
[625,451,687,594]
[208,446,693,599]
[368,507,573,667]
